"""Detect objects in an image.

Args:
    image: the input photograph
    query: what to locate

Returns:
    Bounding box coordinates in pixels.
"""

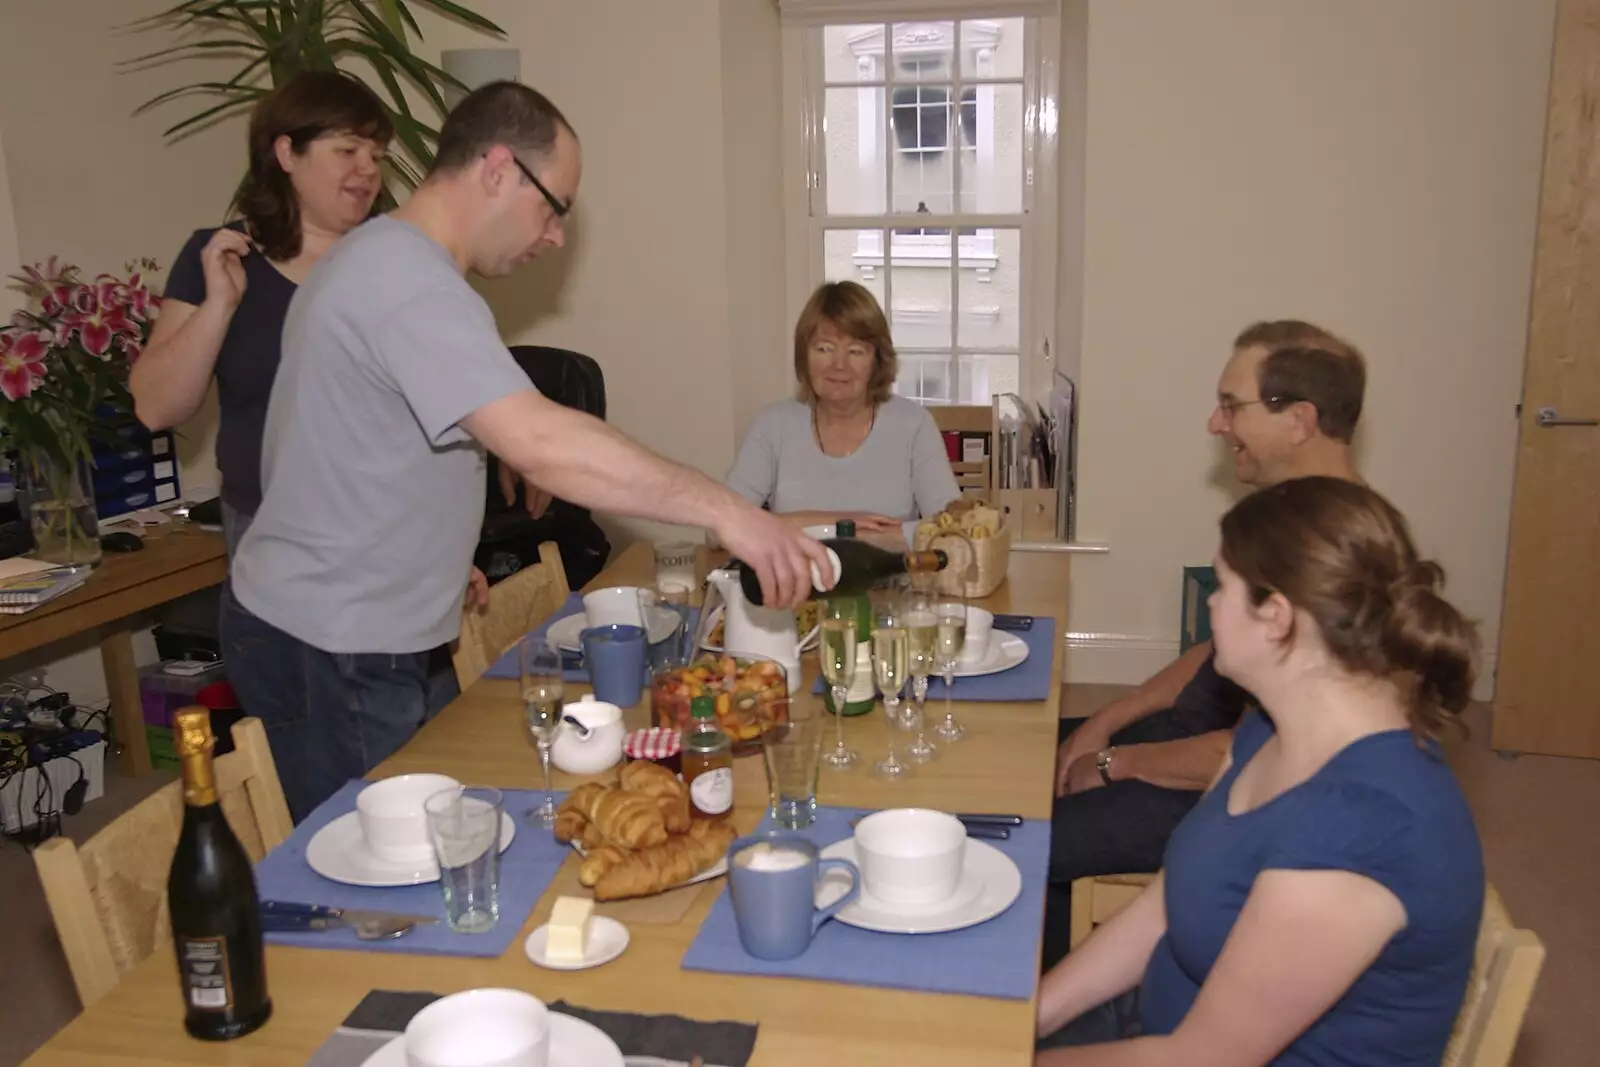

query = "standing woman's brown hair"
[232,70,394,261]
[1218,476,1478,741]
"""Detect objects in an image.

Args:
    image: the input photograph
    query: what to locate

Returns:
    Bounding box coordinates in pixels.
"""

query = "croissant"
[582,785,668,848]
[580,819,606,851]
[552,807,587,844]
[578,844,630,888]
[618,761,691,834]
[592,818,737,901]
[560,781,609,818]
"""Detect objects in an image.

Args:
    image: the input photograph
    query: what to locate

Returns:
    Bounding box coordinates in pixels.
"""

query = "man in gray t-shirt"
[224,82,828,820]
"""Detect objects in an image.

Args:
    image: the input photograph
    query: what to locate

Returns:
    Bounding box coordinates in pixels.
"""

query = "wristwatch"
[1095,747,1117,786]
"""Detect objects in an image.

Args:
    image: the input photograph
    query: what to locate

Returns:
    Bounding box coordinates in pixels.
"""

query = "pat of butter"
[546,896,594,962]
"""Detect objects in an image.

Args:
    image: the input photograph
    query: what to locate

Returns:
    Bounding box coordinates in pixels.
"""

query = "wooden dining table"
[23,541,1071,1067]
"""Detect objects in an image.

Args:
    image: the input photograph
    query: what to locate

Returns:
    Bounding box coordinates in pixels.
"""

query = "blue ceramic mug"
[727,831,860,960]
[579,624,646,707]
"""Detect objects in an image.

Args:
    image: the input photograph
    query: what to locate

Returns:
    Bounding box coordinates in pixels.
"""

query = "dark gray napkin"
[306,989,757,1067]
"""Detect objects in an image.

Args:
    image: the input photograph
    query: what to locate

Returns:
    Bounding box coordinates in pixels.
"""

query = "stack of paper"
[0,557,90,615]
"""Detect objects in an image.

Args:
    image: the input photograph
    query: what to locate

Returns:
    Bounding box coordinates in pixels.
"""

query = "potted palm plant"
[124,0,507,190]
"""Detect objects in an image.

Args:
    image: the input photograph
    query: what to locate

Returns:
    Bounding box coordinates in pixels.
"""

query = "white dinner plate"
[305,811,516,888]
[524,915,630,970]
[361,1013,624,1067]
[545,605,682,653]
[949,632,1030,679]
[569,840,729,890]
[814,837,1022,935]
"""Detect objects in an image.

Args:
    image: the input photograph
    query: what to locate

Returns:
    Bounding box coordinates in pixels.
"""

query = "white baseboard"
[1062,633,1498,704]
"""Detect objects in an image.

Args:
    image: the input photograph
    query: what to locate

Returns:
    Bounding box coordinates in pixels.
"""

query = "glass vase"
[16,453,102,568]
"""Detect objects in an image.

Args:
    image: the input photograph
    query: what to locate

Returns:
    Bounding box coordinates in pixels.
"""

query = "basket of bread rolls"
[912,499,1011,598]
[553,761,738,901]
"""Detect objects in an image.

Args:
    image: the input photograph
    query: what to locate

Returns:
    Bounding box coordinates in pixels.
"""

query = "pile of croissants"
[554,761,737,901]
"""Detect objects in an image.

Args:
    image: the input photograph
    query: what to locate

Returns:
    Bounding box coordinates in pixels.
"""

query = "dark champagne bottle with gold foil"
[167,707,272,1040]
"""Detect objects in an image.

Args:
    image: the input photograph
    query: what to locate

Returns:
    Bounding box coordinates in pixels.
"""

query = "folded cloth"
[304,989,758,1067]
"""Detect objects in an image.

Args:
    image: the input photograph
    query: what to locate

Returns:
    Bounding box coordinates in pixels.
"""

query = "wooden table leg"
[99,628,151,776]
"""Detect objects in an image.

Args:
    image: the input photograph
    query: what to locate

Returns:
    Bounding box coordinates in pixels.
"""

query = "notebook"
[0,561,89,612]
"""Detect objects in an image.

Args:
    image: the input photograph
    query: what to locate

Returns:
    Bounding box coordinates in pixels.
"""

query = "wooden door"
[1493,0,1600,759]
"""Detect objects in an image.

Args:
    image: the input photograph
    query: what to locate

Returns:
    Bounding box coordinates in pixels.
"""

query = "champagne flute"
[902,589,940,763]
[819,598,860,770]
[520,638,564,826]
[870,594,911,780]
[933,601,968,742]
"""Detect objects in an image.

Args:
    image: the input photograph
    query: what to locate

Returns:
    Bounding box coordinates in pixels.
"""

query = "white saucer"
[546,605,681,653]
[950,632,1030,679]
[814,837,1022,934]
[570,841,729,890]
[306,811,516,888]
[361,1013,624,1067]
[524,915,630,970]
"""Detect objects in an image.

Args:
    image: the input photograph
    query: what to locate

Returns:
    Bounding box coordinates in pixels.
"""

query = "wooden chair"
[1443,885,1545,1067]
[1069,872,1155,949]
[1069,875,1544,1067]
[32,716,292,1009]
[453,541,569,689]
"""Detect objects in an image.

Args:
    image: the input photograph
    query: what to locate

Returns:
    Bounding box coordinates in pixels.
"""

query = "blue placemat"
[680,805,1048,1000]
[254,780,570,958]
[811,617,1056,702]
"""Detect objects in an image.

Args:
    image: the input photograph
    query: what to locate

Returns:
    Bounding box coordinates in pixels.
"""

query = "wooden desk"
[23,542,1069,1067]
[0,525,227,775]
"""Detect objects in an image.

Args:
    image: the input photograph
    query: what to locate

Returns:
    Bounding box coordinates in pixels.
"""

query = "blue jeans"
[218,502,460,820]
[220,587,436,823]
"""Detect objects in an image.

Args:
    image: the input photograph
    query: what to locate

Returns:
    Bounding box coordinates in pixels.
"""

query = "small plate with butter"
[525,896,630,971]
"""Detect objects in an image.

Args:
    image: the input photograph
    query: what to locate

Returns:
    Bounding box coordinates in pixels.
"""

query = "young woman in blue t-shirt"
[1037,476,1484,1067]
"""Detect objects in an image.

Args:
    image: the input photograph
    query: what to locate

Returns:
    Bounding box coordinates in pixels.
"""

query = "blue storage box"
[1181,565,1218,651]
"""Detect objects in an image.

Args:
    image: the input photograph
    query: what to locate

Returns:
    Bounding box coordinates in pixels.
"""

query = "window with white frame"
[787,8,1057,406]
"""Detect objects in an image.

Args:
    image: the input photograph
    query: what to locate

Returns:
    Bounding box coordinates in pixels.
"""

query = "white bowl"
[405,988,551,1067]
[961,608,995,664]
[852,808,967,906]
[356,773,460,864]
[581,586,650,628]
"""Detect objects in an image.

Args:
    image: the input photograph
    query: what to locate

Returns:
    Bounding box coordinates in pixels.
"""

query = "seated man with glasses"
[1043,320,1367,970]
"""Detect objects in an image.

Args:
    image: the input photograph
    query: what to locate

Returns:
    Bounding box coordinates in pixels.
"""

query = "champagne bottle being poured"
[730,520,948,607]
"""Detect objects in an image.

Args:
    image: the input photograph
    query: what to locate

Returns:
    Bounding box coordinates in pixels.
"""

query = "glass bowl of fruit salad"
[650,653,790,756]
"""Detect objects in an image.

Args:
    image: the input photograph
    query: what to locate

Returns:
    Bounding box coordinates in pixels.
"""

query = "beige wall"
[1064,0,1557,698]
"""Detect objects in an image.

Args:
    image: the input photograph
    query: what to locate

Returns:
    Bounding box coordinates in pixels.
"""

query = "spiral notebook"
[0,560,89,613]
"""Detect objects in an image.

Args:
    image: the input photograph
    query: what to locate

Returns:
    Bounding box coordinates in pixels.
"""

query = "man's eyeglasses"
[509,154,570,218]
[1215,395,1298,418]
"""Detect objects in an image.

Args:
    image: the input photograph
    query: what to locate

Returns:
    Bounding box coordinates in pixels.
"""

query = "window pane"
[824,24,881,84]
[959,353,1021,403]
[895,353,956,404]
[887,259,952,352]
[890,22,955,83]
[961,18,1025,80]
[957,228,1020,349]
[822,230,886,310]
[825,88,886,215]
[890,85,955,217]
[959,84,1023,215]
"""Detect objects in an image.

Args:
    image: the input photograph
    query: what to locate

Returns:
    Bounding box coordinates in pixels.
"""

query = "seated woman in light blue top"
[725,281,960,534]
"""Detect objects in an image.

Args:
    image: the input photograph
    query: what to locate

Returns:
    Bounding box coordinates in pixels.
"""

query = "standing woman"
[133,70,393,551]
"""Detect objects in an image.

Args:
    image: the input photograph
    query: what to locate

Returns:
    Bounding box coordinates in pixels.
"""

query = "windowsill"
[1011,541,1109,554]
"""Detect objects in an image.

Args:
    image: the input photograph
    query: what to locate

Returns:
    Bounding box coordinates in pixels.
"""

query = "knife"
[259,900,439,928]
[955,813,1024,827]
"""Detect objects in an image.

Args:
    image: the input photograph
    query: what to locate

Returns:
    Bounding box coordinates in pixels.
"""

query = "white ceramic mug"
[961,608,995,665]
[404,988,551,1067]
[356,773,461,863]
[852,808,967,905]
[583,586,650,629]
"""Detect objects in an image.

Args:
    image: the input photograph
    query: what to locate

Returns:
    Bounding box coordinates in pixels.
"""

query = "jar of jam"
[622,726,682,776]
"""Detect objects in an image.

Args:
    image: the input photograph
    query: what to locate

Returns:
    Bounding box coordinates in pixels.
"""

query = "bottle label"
[808,547,843,592]
[178,936,233,1011]
[690,767,734,815]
